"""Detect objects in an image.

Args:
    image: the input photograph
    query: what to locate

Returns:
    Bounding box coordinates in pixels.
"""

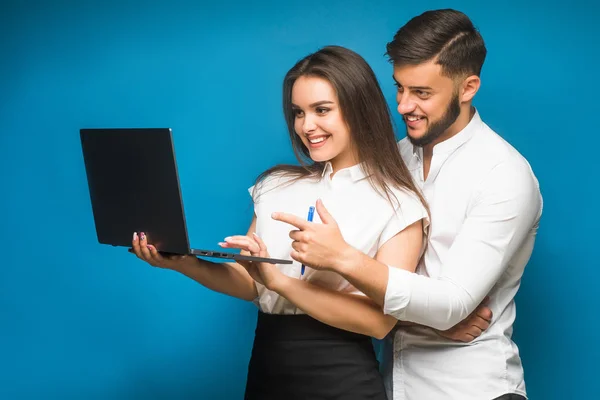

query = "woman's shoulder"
[249,171,318,203]
[387,186,428,217]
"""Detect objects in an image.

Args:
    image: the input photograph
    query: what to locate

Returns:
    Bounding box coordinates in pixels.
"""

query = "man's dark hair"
[386,9,487,79]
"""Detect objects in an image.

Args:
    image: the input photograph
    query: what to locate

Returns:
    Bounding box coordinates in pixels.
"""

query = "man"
[272,9,542,400]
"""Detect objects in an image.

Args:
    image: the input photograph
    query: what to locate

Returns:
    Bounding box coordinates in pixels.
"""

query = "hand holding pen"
[301,205,315,276]
[272,199,354,274]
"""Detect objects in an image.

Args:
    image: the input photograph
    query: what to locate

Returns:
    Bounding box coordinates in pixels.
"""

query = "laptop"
[79,128,292,265]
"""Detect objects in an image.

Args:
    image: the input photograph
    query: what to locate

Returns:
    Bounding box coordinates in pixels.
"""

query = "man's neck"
[422,106,475,180]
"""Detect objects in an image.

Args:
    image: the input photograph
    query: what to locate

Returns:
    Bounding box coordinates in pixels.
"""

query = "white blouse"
[249,162,429,314]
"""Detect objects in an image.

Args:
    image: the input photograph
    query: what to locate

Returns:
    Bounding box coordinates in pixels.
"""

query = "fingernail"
[133,232,138,240]
[147,245,152,250]
[140,232,146,240]
[252,232,259,238]
[218,242,227,246]
[271,212,278,219]
[224,237,231,241]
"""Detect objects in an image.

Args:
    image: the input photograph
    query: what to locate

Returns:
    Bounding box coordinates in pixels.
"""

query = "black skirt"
[244,312,387,400]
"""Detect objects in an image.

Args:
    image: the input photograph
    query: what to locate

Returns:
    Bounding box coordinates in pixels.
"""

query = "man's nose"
[397,92,417,115]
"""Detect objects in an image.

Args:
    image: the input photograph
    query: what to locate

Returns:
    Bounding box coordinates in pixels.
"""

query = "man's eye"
[416,90,430,98]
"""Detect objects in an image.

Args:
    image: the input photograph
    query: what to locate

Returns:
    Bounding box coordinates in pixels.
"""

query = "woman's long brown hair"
[254,45,428,213]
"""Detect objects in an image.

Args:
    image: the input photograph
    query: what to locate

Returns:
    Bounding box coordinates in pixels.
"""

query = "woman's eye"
[316,107,329,115]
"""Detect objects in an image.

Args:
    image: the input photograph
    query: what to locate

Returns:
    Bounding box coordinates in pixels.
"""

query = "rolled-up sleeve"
[383,161,542,330]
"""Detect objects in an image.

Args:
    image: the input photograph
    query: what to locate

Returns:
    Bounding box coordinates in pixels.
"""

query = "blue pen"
[301,205,315,276]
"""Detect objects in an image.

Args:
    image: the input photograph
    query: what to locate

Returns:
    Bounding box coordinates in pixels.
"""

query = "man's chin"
[406,131,428,147]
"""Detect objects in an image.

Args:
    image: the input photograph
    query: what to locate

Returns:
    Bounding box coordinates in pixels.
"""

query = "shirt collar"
[412,108,482,157]
[321,162,369,182]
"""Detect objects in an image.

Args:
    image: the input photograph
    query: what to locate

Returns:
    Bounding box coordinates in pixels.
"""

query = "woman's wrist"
[270,274,293,294]
[170,255,202,272]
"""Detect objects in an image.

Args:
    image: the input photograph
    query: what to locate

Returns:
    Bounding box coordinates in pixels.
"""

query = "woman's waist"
[254,312,371,343]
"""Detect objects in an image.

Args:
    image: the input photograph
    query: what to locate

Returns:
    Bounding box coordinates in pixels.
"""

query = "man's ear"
[460,75,481,103]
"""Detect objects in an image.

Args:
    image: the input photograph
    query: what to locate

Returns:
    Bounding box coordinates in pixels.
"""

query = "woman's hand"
[220,233,288,291]
[131,232,198,270]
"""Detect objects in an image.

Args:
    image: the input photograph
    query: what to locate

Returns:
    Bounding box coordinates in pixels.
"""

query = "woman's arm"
[272,220,423,339]
[131,217,259,301]
[224,220,423,339]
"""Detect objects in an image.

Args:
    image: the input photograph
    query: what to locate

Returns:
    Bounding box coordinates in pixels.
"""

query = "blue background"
[1,0,597,398]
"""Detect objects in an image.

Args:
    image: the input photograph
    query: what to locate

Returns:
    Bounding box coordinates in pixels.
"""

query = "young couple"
[131,9,542,400]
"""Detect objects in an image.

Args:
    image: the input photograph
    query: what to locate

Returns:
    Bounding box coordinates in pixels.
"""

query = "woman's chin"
[308,150,333,163]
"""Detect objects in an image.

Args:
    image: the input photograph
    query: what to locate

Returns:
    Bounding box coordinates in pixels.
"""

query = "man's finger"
[468,325,483,338]
[476,305,493,322]
[461,332,477,343]
[471,316,490,331]
[272,212,310,230]
[315,199,336,225]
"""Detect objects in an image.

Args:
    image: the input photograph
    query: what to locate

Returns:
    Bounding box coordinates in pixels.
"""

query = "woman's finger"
[147,245,165,265]
[289,230,302,241]
[138,232,153,261]
[252,233,268,255]
[224,237,260,253]
[291,240,301,252]
[131,232,143,258]
[221,240,256,252]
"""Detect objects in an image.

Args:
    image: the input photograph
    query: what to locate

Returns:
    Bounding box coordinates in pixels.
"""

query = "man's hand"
[436,297,493,342]
[272,199,357,273]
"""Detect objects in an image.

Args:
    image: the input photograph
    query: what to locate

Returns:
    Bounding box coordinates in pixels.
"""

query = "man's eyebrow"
[392,77,433,91]
[408,86,433,91]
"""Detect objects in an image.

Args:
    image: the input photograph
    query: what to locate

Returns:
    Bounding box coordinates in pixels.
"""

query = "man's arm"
[276,161,541,330]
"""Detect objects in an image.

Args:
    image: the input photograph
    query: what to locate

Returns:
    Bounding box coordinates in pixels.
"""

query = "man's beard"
[407,94,461,147]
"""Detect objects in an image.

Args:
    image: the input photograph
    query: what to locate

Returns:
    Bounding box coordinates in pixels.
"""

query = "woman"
[132,46,429,399]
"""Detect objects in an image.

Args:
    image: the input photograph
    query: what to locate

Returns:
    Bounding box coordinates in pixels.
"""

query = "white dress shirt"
[382,110,543,400]
[250,162,429,314]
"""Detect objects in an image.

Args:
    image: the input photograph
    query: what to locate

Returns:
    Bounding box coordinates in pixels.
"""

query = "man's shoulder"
[466,119,535,174]
[469,120,542,209]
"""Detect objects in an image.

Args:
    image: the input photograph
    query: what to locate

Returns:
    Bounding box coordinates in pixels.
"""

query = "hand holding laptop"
[130,231,198,271]
[79,128,292,266]
[219,233,287,291]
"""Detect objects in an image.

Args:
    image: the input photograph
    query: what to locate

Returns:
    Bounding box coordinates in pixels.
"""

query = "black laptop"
[79,128,292,265]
